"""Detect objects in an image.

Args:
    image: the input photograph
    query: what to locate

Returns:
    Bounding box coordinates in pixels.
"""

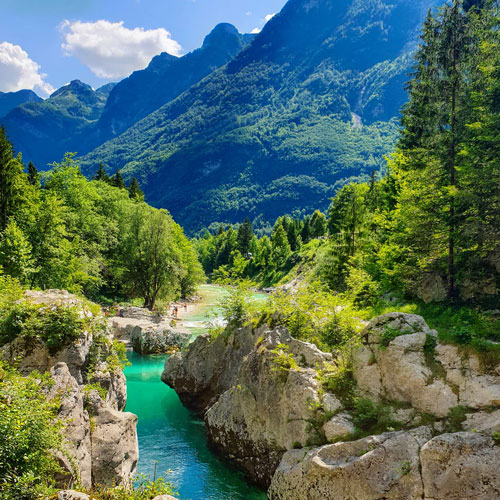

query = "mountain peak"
[51,80,93,98]
[202,23,242,49]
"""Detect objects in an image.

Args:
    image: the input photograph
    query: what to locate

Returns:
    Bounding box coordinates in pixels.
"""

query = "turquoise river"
[124,285,268,500]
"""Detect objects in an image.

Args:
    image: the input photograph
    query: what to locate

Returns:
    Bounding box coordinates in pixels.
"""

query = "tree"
[93,162,110,183]
[271,224,291,267]
[237,218,253,258]
[27,162,39,187]
[128,177,144,201]
[310,210,327,238]
[123,204,184,310]
[394,1,472,299]
[0,220,33,284]
[0,126,31,231]
[112,168,126,189]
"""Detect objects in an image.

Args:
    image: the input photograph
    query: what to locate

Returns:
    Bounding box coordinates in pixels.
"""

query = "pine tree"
[0,126,30,231]
[27,162,39,187]
[128,178,144,200]
[237,218,253,258]
[394,1,472,299]
[112,168,126,189]
[93,163,110,183]
[271,224,291,267]
[310,210,327,238]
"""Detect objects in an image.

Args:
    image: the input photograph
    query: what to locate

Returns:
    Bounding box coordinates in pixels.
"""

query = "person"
[174,306,178,318]
[183,302,187,311]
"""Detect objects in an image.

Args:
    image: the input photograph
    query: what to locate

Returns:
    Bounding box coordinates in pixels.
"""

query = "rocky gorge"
[163,312,500,499]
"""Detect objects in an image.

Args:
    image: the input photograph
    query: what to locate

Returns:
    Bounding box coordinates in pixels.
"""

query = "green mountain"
[0,24,253,169]
[94,23,255,143]
[1,80,115,168]
[81,0,438,233]
[0,89,41,119]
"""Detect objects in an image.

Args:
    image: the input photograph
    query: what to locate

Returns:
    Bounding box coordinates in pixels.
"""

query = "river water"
[124,285,268,500]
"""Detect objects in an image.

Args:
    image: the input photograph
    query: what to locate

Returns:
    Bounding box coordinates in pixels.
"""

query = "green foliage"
[270,344,298,372]
[88,474,176,500]
[317,359,356,406]
[351,398,401,436]
[447,406,469,433]
[379,327,405,350]
[220,280,254,327]
[0,362,63,500]
[259,282,360,353]
[0,139,203,308]
[0,298,88,354]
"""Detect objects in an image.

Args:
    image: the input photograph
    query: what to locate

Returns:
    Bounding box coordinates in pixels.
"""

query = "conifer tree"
[112,168,126,189]
[394,0,472,299]
[0,126,30,231]
[128,178,144,200]
[27,162,39,187]
[93,163,110,183]
[237,218,253,258]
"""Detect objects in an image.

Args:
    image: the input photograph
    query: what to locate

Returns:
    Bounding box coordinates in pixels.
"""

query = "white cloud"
[0,42,54,96]
[60,20,183,80]
[251,13,277,35]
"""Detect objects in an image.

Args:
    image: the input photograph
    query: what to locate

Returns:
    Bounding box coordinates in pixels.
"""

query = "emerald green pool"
[124,285,268,500]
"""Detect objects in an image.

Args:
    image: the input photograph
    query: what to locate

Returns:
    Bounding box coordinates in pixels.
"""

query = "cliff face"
[0,290,138,490]
[163,312,500,498]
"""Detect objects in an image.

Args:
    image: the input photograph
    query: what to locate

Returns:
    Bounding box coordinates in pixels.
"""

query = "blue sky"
[0,0,287,96]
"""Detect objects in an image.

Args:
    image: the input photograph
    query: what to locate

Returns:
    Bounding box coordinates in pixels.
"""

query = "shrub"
[90,474,176,500]
[270,344,298,372]
[0,363,63,500]
[351,398,401,436]
[0,300,88,354]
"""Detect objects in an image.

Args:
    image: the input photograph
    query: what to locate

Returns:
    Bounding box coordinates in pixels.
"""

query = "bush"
[220,280,255,327]
[0,301,86,354]
[351,397,401,436]
[270,344,298,372]
[0,363,63,500]
[90,474,176,500]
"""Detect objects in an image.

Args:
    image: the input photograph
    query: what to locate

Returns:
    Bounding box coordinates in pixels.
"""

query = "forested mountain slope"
[1,80,115,168]
[81,0,438,233]
[1,24,252,169]
[95,23,254,143]
[0,89,41,118]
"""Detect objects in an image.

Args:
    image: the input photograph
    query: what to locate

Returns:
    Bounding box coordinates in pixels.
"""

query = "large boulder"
[90,404,139,487]
[420,432,500,499]
[354,313,491,417]
[110,316,191,354]
[268,427,432,500]
[163,324,333,486]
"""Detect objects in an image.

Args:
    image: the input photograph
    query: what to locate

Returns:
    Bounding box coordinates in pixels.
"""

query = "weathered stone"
[323,413,354,442]
[354,318,456,417]
[89,362,127,411]
[56,491,90,500]
[420,432,500,499]
[48,363,92,489]
[463,410,500,434]
[111,316,191,354]
[416,273,446,303]
[151,496,178,500]
[322,393,342,414]
[91,406,138,487]
[164,324,332,487]
[268,428,432,500]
